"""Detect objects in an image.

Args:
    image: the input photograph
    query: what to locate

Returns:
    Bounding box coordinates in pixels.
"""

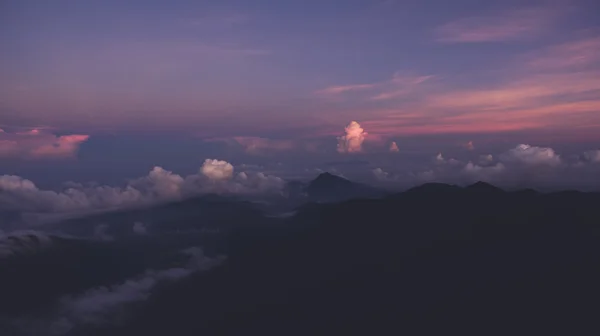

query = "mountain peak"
[307,173,382,202]
[310,172,351,186]
[315,172,344,179]
[466,181,504,193]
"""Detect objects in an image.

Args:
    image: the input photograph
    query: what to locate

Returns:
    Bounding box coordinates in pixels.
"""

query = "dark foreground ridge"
[2,180,600,335]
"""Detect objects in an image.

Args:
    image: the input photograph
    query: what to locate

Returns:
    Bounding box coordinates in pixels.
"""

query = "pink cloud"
[0,131,89,159]
[29,135,90,158]
[207,136,320,154]
[319,34,600,139]
[337,121,367,153]
[360,113,544,135]
[428,96,600,133]
[232,137,296,154]
[370,75,434,100]
[418,69,600,135]
[316,83,376,95]
[17,129,42,136]
[527,37,600,69]
[342,91,600,137]
[435,7,561,43]
[389,141,399,153]
[317,73,434,101]
[428,71,600,111]
[362,133,387,146]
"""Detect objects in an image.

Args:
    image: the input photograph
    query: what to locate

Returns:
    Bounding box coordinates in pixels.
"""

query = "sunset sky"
[1,0,600,191]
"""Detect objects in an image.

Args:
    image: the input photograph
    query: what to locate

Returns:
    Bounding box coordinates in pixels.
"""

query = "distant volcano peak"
[310,172,350,186]
[466,181,504,193]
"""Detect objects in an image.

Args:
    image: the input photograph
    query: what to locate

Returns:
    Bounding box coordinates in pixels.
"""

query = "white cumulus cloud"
[463,162,506,182]
[0,159,285,221]
[337,121,366,153]
[201,159,234,180]
[372,168,390,181]
[434,152,445,164]
[501,144,561,166]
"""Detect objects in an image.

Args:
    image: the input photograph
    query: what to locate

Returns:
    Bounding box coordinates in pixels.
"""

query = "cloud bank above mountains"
[0,142,598,225]
[0,122,599,227]
[0,159,284,218]
[374,145,600,191]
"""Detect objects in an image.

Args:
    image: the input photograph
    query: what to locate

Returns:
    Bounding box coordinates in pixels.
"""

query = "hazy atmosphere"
[2,1,600,335]
[2,0,600,191]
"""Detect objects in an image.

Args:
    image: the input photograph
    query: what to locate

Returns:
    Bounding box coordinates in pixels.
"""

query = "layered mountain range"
[2,173,600,335]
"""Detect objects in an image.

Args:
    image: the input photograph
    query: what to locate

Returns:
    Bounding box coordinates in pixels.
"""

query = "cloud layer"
[0,230,54,259]
[0,130,89,159]
[435,7,560,43]
[315,30,600,139]
[0,159,285,218]
[500,144,561,166]
[14,247,226,335]
[2,142,600,227]
[409,144,600,190]
[318,73,433,102]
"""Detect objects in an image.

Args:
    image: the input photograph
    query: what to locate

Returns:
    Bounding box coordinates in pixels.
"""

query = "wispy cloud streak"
[435,7,562,43]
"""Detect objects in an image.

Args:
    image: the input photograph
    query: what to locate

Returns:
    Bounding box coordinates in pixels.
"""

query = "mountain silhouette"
[48,194,266,237]
[465,181,505,193]
[83,182,600,336]
[5,180,600,336]
[403,182,462,195]
[306,172,385,202]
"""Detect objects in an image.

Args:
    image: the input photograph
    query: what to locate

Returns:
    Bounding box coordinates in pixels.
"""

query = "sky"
[1,0,600,196]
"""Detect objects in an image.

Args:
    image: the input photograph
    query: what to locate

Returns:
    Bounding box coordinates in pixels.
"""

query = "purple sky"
[1,0,600,192]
